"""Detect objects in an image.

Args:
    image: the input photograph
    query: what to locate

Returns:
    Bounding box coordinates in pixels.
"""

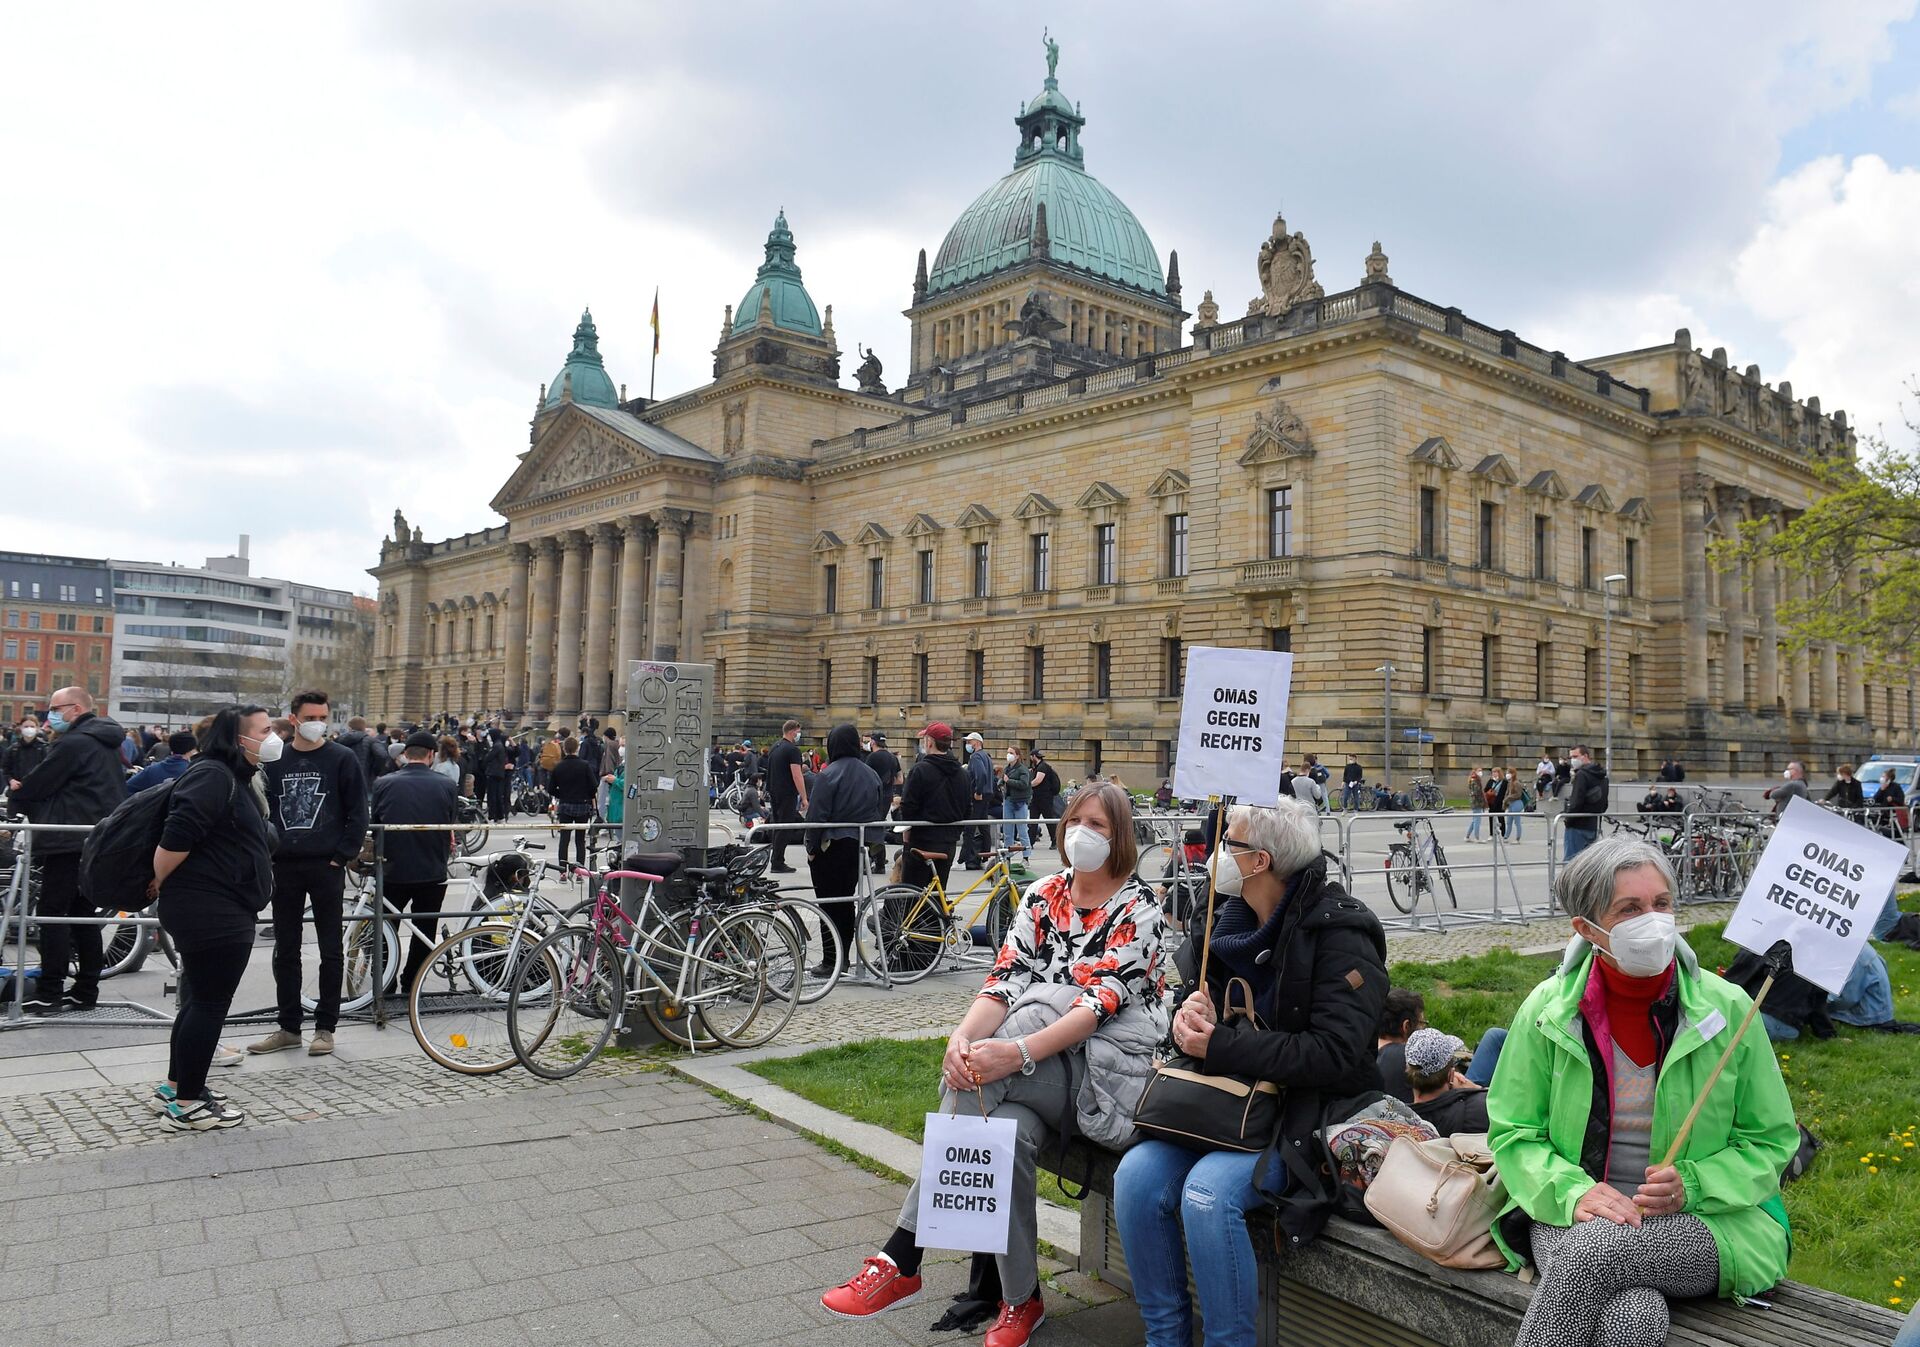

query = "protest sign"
[916,1110,1019,1254]
[1171,646,1293,806]
[1722,795,1905,995]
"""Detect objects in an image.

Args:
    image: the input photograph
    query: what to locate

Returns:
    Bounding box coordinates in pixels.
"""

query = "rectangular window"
[1581,527,1596,590]
[917,549,935,604]
[1627,654,1643,711]
[1536,641,1551,701]
[1030,532,1051,591]
[820,660,832,704]
[53,642,73,661]
[867,557,884,609]
[93,615,104,632]
[1624,538,1638,598]
[29,583,39,599]
[915,653,929,704]
[1420,628,1435,694]
[1478,501,1497,569]
[1,672,12,691]
[58,584,75,602]
[1166,513,1188,578]
[21,673,35,693]
[864,656,879,706]
[1087,739,1104,777]
[3,611,13,627]
[1585,647,1599,705]
[1418,487,1439,559]
[26,613,39,629]
[1029,647,1045,699]
[714,658,726,700]
[1094,523,1117,586]
[56,613,76,631]
[1269,626,1291,653]
[1162,637,1184,697]
[1533,514,1551,580]
[1267,487,1293,558]
[969,649,985,702]
[2,639,13,659]
[970,541,990,598]
[822,563,838,614]
[1093,642,1112,699]
[23,640,38,661]
[1481,635,1497,699]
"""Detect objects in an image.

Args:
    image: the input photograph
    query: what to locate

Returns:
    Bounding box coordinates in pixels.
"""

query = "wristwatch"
[1016,1038,1035,1076]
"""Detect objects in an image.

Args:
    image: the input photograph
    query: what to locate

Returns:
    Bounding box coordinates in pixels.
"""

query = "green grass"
[749,905,1920,1308]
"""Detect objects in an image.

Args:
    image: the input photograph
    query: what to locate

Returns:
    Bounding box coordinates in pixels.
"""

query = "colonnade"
[501,508,699,723]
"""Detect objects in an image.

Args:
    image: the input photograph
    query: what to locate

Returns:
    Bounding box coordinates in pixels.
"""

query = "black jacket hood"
[70,712,126,753]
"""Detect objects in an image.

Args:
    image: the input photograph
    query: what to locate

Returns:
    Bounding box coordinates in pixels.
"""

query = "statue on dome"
[854,345,886,395]
[1010,292,1065,341]
[1257,213,1324,315]
[1044,28,1059,80]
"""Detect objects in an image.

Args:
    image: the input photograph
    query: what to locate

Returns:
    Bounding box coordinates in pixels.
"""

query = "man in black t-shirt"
[864,731,902,873]
[766,719,808,873]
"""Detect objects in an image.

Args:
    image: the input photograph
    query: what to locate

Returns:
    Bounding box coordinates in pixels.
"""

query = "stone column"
[1820,640,1839,717]
[680,514,712,662]
[1843,569,1868,721]
[649,509,690,661]
[526,538,559,721]
[1679,474,1712,708]
[504,543,530,721]
[553,530,588,721]
[1751,509,1779,716]
[581,523,617,718]
[616,515,653,690]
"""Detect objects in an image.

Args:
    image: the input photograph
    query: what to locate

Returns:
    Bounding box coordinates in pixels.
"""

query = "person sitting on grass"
[1488,835,1799,1347]
[819,781,1167,1347]
[1404,1027,1489,1134]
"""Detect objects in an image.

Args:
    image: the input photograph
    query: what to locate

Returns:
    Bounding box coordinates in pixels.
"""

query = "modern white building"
[108,537,294,724]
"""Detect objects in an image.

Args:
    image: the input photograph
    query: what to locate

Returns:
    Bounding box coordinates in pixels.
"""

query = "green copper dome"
[927,56,1165,299]
[543,308,620,409]
[733,211,823,337]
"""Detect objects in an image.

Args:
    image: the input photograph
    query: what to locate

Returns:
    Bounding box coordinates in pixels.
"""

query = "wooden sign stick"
[1660,944,1788,1167]
[1195,795,1230,996]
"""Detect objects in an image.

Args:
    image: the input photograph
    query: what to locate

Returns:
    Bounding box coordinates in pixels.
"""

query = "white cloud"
[1732,154,1920,442]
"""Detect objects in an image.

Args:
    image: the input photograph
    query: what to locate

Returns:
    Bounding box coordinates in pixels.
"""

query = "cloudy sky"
[4,2,1918,593]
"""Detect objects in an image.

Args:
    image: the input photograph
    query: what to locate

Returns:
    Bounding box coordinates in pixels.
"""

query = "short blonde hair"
[1059,781,1138,878]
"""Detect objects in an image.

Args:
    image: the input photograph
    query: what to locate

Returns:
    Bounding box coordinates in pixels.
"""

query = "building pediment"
[1573,483,1614,512]
[903,512,945,539]
[811,530,845,554]
[1617,496,1653,523]
[491,402,719,513]
[1470,452,1519,485]
[1239,399,1313,465]
[1013,491,1060,520]
[1147,469,1190,498]
[854,521,893,546]
[1526,469,1567,499]
[1076,481,1129,510]
[953,503,1000,530]
[1410,436,1461,469]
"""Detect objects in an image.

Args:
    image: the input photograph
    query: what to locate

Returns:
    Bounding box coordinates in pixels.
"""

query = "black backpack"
[79,764,233,912]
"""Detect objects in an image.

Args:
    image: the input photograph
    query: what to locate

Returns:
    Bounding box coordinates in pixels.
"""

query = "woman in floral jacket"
[820,780,1166,1347]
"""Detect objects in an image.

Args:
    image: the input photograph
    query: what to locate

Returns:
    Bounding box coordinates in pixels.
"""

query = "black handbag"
[1131,977,1281,1153]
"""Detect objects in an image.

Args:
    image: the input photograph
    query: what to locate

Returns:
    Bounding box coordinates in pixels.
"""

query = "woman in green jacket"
[1487,835,1798,1345]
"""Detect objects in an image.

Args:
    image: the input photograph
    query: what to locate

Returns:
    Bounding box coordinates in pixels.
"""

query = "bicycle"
[1407,777,1448,812]
[454,798,488,857]
[506,854,801,1076]
[858,846,1024,986]
[1384,816,1457,914]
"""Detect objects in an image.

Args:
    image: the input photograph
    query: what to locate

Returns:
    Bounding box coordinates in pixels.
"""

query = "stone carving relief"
[1256,213,1324,314]
[723,399,746,455]
[1240,398,1313,463]
[529,429,638,497]
[1192,289,1220,331]
[1362,240,1392,286]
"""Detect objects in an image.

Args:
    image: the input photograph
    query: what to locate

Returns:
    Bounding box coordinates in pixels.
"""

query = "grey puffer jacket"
[995,981,1169,1151]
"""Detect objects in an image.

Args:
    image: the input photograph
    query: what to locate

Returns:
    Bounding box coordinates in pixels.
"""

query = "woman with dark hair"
[148,705,280,1131]
[803,724,884,969]
[433,735,463,788]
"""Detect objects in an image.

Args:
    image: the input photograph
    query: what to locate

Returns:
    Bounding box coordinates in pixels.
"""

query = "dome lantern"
[541,308,620,410]
[731,210,823,338]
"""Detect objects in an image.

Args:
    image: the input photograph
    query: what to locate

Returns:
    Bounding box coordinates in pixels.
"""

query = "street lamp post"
[1602,574,1627,776]
[1375,663,1397,787]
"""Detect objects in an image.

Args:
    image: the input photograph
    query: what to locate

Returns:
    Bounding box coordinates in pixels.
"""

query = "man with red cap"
[895,722,971,890]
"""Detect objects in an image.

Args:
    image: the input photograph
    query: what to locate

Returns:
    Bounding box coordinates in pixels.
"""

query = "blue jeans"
[1342,782,1363,810]
[1873,887,1904,940]
[1000,800,1031,852]
[1506,800,1526,840]
[1465,803,1483,840]
[1894,1299,1920,1347]
[1464,1027,1507,1087]
[1563,825,1597,862]
[1114,1140,1264,1347]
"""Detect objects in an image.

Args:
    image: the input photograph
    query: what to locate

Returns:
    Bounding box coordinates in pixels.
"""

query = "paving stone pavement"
[0,1071,1147,1347]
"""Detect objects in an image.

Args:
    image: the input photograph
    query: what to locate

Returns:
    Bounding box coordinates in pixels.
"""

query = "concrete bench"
[1039,1138,1905,1347]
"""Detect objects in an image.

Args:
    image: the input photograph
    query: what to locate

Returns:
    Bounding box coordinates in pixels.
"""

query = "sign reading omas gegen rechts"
[622,662,712,860]
[1171,646,1294,807]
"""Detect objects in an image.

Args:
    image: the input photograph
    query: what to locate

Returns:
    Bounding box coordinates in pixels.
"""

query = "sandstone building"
[371,50,1915,780]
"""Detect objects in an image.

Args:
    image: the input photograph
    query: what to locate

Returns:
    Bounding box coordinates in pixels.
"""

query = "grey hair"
[1229,798,1323,878]
[1555,834,1676,924]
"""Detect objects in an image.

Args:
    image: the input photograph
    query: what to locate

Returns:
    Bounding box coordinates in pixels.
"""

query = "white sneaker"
[211,1044,245,1069]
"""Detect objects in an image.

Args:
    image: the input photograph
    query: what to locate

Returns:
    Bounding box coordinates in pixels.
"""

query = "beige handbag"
[1362,1131,1508,1269]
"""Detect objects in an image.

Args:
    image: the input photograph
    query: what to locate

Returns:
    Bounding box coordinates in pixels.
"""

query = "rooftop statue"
[1044,28,1059,80]
[1257,213,1324,314]
[854,345,886,395]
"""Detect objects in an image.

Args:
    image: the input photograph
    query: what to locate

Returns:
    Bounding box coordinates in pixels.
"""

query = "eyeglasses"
[1220,838,1263,855]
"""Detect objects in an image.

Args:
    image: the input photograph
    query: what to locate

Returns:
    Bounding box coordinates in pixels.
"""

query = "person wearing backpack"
[7,687,127,1014]
[149,705,280,1130]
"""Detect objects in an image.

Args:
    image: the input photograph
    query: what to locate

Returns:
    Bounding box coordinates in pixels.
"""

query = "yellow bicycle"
[858,846,1026,985]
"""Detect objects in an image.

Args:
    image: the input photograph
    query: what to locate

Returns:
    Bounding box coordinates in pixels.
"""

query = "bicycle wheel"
[1431,843,1459,909]
[695,909,801,1049]
[771,896,844,1005]
[409,923,549,1075]
[860,883,948,984]
[1384,846,1418,914]
[98,913,150,978]
[329,907,401,1014]
[508,925,622,1079]
[984,883,1018,954]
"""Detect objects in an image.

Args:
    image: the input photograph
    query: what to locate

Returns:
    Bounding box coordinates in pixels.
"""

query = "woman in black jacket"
[150,705,279,1131]
[803,724,884,968]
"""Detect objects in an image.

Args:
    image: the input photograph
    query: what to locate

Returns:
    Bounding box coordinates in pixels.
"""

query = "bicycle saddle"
[625,852,683,878]
[683,865,731,881]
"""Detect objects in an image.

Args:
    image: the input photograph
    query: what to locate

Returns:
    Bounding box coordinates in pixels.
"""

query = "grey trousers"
[1519,1213,1720,1347]
[895,1051,1074,1303]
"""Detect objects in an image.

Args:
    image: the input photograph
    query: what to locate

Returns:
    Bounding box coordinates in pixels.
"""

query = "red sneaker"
[984,1292,1046,1347]
[820,1255,923,1319]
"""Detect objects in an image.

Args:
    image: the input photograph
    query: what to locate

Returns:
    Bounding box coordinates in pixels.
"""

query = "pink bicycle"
[504,853,802,1076]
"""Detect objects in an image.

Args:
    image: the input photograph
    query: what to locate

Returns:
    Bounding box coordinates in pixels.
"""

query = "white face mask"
[1006,752,1017,765]
[250,730,285,764]
[18,725,36,740]
[1063,824,1111,873]
[1208,846,1249,898]
[295,721,328,744]
[1592,910,1676,978]
[1782,770,1793,780]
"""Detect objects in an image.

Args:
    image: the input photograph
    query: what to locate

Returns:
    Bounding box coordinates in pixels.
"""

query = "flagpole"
[649,285,659,401]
